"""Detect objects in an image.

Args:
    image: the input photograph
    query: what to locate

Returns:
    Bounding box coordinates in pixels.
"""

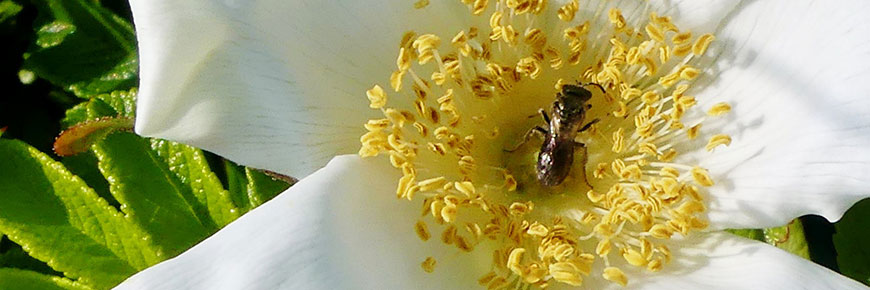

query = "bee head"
[556,84,593,118]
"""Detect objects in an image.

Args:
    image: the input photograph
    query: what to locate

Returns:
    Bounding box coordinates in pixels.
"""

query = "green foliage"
[0,114,290,288]
[764,219,811,260]
[0,235,59,275]
[94,133,219,255]
[727,219,811,262]
[0,139,160,288]
[60,152,113,206]
[224,161,292,213]
[24,0,138,98]
[834,198,870,286]
[61,89,136,129]
[0,0,22,25]
[149,140,242,228]
[0,268,89,290]
[726,228,764,241]
[0,2,291,288]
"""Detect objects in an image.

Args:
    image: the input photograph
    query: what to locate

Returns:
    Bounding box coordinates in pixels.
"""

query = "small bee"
[508,83,603,187]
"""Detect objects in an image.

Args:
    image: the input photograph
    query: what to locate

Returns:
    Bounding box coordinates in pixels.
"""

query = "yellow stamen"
[708,102,732,116]
[688,124,701,139]
[422,257,437,273]
[693,34,716,56]
[706,134,732,151]
[414,0,429,9]
[415,220,432,241]
[603,267,628,286]
[691,166,715,187]
[366,85,387,109]
[623,248,648,266]
[358,2,725,288]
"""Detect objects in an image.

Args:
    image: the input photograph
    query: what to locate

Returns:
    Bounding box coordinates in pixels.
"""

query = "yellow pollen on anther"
[558,0,579,22]
[680,66,700,80]
[603,267,628,286]
[608,8,626,30]
[390,70,405,92]
[660,167,680,178]
[673,31,692,44]
[673,42,693,57]
[622,248,648,266]
[507,248,526,275]
[414,0,429,9]
[641,91,660,104]
[706,134,732,151]
[693,34,716,56]
[549,261,586,286]
[358,2,726,288]
[416,220,432,241]
[509,201,534,216]
[688,124,702,139]
[611,128,625,153]
[596,239,612,256]
[691,167,715,187]
[419,176,448,191]
[708,102,732,116]
[366,85,387,109]
[422,257,437,273]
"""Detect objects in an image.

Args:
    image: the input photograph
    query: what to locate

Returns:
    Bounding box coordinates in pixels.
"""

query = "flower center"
[359,0,731,287]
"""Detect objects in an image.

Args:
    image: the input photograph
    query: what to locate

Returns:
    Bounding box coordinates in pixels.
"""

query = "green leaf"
[24,0,137,98]
[92,132,218,256]
[224,161,252,212]
[224,161,291,213]
[85,96,121,119]
[61,152,115,207]
[65,88,240,250]
[764,219,810,260]
[149,139,240,228]
[246,168,291,208]
[0,0,22,25]
[61,89,136,128]
[93,88,136,118]
[0,139,161,289]
[61,102,89,128]
[35,20,76,48]
[1,236,59,275]
[0,269,90,290]
[727,219,811,261]
[725,228,764,241]
[834,198,870,286]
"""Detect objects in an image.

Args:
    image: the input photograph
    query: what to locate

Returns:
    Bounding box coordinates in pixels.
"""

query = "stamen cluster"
[359,0,731,287]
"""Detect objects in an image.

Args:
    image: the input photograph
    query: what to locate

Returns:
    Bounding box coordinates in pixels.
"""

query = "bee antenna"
[579,82,606,93]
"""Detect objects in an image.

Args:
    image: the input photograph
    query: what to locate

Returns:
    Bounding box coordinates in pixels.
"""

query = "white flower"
[119,0,870,289]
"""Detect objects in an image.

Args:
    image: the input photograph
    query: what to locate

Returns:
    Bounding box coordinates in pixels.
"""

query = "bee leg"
[578,118,600,133]
[504,126,547,152]
[538,108,551,124]
[573,142,593,188]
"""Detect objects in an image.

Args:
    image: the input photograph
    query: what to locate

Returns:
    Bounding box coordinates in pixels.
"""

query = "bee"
[508,83,603,187]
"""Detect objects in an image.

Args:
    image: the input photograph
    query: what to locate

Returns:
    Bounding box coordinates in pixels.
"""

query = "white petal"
[608,232,869,290]
[114,155,485,290]
[130,0,467,176]
[655,0,870,228]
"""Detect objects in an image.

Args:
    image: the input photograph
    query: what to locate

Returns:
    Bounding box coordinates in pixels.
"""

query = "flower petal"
[608,232,869,290]
[114,155,485,290]
[130,0,467,176]
[657,0,870,228]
